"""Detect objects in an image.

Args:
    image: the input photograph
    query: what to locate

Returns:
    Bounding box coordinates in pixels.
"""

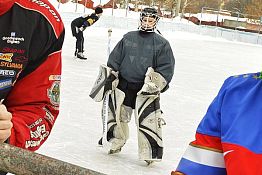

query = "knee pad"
[120,105,133,123]
[109,121,129,150]
[111,105,133,146]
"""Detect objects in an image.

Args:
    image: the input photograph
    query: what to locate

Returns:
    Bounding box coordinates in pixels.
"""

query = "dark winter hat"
[142,7,158,15]
[95,7,103,14]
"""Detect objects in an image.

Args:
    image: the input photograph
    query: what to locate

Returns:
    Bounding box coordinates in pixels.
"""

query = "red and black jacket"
[0,0,64,151]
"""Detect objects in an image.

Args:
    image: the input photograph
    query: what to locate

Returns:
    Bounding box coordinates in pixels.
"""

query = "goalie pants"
[117,77,143,109]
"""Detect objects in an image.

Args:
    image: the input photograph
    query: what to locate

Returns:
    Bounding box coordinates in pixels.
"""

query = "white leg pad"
[135,95,164,161]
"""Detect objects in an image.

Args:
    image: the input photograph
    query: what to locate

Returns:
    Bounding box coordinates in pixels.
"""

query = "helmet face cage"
[139,8,159,32]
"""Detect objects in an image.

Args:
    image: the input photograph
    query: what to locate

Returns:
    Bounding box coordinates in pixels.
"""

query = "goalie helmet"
[139,7,160,32]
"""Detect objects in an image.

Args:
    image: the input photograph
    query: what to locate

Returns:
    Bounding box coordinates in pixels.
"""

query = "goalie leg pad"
[135,95,164,161]
[107,122,129,151]
[120,105,132,123]
[101,88,130,152]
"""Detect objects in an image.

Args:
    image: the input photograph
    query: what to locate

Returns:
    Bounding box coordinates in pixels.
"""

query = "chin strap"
[156,29,162,35]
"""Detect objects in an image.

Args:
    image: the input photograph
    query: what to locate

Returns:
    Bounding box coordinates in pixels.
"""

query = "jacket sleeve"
[4,19,65,151]
[107,38,125,71]
[155,41,175,84]
[5,52,62,151]
[172,78,234,175]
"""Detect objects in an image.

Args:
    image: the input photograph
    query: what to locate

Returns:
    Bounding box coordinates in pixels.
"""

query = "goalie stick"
[107,28,112,56]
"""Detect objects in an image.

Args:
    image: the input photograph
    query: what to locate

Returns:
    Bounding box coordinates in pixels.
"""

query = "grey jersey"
[107,31,175,84]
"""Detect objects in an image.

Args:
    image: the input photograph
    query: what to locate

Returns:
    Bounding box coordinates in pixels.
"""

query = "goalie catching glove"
[138,67,167,96]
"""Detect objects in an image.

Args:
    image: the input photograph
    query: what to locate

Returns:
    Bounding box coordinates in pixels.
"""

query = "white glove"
[75,26,85,34]
[138,82,160,96]
[79,26,85,31]
[138,67,167,96]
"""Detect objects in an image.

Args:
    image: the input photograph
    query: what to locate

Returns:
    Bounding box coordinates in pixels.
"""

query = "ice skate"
[108,148,121,154]
[74,50,77,57]
[76,52,87,60]
[145,160,154,166]
[98,137,102,147]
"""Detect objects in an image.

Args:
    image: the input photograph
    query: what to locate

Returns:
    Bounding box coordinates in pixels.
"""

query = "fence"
[60,11,262,45]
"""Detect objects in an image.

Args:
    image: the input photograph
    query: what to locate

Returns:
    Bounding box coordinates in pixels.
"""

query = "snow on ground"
[36,1,262,175]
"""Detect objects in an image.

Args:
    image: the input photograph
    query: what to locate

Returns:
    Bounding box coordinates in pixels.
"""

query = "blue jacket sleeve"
[173,77,234,175]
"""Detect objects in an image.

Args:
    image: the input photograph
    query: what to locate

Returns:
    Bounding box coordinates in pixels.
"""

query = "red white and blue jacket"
[0,0,64,151]
[172,72,262,175]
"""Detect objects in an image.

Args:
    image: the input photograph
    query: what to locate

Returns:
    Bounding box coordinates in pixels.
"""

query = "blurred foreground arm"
[0,104,12,143]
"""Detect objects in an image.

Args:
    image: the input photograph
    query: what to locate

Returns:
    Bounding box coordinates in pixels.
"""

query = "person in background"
[71,7,103,60]
[0,0,64,174]
[172,72,262,175]
[97,7,175,164]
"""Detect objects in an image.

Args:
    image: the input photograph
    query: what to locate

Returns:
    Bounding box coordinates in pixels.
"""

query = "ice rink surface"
[37,2,262,174]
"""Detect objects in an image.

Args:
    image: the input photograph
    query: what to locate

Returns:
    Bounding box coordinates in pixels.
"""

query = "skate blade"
[145,160,154,166]
[108,148,121,154]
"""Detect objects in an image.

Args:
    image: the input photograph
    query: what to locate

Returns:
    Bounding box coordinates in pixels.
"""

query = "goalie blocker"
[90,65,167,162]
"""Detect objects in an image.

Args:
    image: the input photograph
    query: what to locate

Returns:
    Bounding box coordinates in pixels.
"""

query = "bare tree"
[223,0,247,13]
[163,0,177,17]
[180,0,221,14]
[180,0,198,16]
[244,0,262,19]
